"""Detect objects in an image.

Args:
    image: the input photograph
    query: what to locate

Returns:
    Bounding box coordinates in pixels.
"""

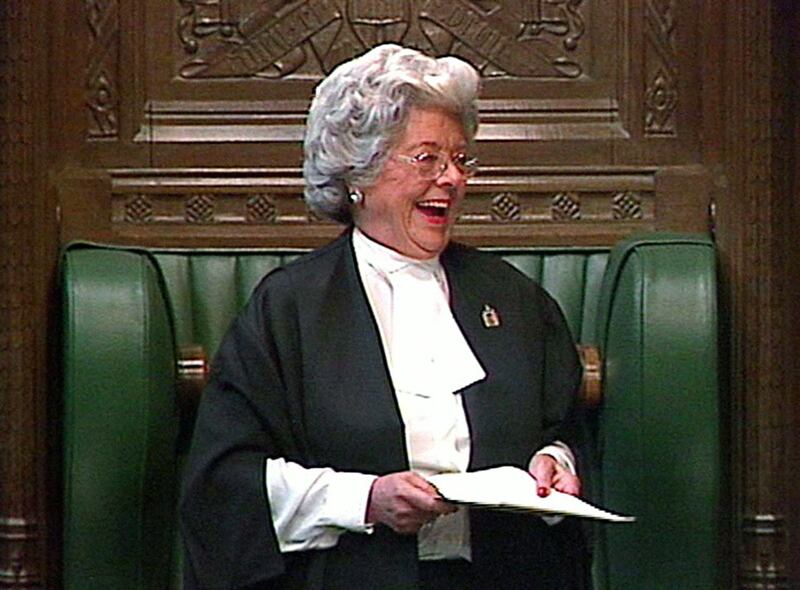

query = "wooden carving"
[644,0,677,136]
[113,184,654,228]
[92,166,678,248]
[86,0,120,138]
[177,0,587,79]
[551,192,581,221]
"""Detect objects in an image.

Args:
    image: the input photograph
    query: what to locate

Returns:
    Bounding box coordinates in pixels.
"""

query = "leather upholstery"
[152,249,608,358]
[595,234,720,589]
[62,248,178,589]
[61,234,719,589]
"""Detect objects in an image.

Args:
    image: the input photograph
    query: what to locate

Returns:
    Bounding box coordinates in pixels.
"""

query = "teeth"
[417,201,449,208]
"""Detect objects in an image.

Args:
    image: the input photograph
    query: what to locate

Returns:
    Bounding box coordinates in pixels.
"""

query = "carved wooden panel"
[172,0,592,77]
[133,0,627,149]
[3,0,790,587]
[174,0,590,80]
[51,0,710,248]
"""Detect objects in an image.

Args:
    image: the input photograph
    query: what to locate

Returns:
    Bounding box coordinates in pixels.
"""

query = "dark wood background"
[0,1,797,587]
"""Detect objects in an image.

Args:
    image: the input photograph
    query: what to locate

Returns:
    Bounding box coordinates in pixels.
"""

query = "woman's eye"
[414,153,440,164]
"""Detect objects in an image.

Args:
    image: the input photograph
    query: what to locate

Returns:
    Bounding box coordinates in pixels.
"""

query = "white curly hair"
[302,44,480,223]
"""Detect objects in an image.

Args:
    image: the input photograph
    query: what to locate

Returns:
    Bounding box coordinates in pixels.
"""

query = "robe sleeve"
[179,268,307,589]
[538,288,585,453]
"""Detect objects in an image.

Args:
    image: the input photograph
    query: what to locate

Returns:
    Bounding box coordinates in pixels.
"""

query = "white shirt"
[352,228,484,560]
[265,229,576,555]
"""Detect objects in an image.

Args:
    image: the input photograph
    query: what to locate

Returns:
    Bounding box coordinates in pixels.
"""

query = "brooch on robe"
[481,304,501,328]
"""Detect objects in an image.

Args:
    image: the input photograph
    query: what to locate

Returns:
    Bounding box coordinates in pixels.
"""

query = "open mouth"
[415,199,450,220]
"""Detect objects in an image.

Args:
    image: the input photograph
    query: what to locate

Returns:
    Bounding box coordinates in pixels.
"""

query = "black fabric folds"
[179,231,588,589]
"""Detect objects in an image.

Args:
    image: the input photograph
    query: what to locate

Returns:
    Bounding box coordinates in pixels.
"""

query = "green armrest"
[595,233,720,589]
[62,247,179,589]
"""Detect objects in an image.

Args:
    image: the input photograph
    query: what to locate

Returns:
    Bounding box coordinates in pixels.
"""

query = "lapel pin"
[481,304,501,328]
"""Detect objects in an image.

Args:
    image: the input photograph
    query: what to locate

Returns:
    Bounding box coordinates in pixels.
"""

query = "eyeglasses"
[393,151,479,180]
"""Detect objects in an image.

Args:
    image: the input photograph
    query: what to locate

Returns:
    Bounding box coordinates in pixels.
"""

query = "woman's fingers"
[551,469,581,496]
[366,471,454,534]
[530,454,556,497]
[529,454,582,497]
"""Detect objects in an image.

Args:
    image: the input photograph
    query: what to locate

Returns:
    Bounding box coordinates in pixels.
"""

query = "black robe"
[179,231,588,590]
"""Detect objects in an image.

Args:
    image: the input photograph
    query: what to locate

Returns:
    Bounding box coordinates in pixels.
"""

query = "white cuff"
[529,441,576,475]
[265,458,376,552]
[319,471,377,532]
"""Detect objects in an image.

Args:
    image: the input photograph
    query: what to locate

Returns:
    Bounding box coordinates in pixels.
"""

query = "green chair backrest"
[61,234,720,589]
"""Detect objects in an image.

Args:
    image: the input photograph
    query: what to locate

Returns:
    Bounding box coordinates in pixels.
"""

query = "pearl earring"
[348,188,364,205]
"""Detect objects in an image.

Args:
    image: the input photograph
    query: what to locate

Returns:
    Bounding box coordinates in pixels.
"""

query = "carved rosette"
[124,195,154,223]
[176,0,587,79]
[551,192,582,220]
[112,190,327,227]
[645,67,678,134]
[612,191,644,220]
[185,195,216,223]
[490,193,522,221]
[86,0,119,138]
[246,194,278,223]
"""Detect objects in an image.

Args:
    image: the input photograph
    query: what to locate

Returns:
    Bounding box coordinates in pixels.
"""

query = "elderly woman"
[180,44,588,589]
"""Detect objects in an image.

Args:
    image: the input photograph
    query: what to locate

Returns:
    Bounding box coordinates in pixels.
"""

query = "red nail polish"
[537,487,550,497]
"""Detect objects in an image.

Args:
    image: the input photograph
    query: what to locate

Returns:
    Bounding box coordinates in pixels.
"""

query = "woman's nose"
[436,158,469,186]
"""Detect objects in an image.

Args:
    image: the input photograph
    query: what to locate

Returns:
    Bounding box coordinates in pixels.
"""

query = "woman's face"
[355,106,471,259]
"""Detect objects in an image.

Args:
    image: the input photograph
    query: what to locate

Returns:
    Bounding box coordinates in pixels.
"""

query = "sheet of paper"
[427,466,635,523]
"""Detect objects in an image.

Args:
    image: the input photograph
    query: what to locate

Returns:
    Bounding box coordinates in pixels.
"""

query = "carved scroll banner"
[180,0,343,77]
[419,0,583,77]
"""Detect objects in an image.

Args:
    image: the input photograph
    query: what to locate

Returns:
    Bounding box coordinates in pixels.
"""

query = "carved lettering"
[472,23,504,58]
[183,0,340,78]
[251,32,288,63]
[422,0,524,73]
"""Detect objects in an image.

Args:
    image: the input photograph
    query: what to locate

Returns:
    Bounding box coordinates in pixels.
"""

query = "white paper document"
[427,466,635,523]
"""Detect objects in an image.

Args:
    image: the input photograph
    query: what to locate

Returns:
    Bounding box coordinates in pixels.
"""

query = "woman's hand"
[529,454,581,497]
[365,471,456,534]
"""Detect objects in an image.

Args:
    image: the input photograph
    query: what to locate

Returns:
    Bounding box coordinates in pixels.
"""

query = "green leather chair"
[61,233,720,589]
